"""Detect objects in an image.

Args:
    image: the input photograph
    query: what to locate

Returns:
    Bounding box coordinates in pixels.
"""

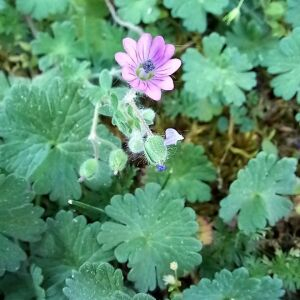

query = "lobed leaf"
[115,0,160,25]
[183,267,284,300]
[32,210,113,300]
[64,262,155,300]
[220,152,297,234]
[164,0,228,33]
[144,144,216,203]
[264,28,300,102]
[0,79,94,204]
[98,183,202,292]
[16,0,69,20]
[0,174,45,275]
[182,32,256,106]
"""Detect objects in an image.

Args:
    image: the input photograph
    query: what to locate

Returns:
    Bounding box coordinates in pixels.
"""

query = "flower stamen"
[142,59,155,73]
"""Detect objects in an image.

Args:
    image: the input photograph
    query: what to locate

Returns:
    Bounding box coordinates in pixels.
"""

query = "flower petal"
[164,128,184,146]
[145,82,162,101]
[122,67,136,81]
[153,76,174,91]
[115,52,136,67]
[129,78,147,92]
[149,36,165,62]
[123,37,138,63]
[154,44,175,66]
[156,59,181,76]
[137,33,152,62]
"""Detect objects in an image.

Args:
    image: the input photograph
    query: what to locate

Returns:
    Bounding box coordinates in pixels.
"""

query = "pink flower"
[115,33,181,101]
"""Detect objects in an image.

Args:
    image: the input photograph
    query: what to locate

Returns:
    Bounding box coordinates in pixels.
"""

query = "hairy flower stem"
[124,89,153,137]
[104,0,144,36]
[88,101,101,160]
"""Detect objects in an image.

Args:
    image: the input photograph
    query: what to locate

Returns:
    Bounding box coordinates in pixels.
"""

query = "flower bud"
[79,158,112,191]
[128,132,144,153]
[141,108,155,125]
[144,135,167,166]
[109,149,128,174]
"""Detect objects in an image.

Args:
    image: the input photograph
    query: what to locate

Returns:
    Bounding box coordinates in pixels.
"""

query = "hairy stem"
[124,89,153,137]
[88,102,101,160]
[24,15,38,38]
[104,0,144,36]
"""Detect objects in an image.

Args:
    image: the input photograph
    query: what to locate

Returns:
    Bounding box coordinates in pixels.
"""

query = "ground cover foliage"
[0,0,300,299]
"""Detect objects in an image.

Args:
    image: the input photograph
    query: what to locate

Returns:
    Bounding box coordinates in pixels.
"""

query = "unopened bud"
[144,135,167,166]
[109,149,128,174]
[128,132,144,153]
[79,158,112,190]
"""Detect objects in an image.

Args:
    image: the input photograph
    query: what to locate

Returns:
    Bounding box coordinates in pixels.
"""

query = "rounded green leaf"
[0,174,45,275]
[183,267,284,300]
[220,152,297,234]
[98,183,202,292]
[0,79,94,204]
[31,211,113,299]
[182,32,256,106]
[144,144,216,203]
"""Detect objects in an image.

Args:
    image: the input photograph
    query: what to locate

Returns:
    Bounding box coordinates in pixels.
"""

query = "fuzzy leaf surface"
[144,144,216,202]
[16,0,68,20]
[32,21,86,71]
[226,20,278,67]
[163,91,222,122]
[220,152,297,234]
[64,262,155,300]
[32,211,113,300]
[0,174,45,275]
[0,79,93,204]
[98,183,202,292]
[264,28,300,102]
[164,0,228,33]
[183,267,284,300]
[115,0,160,25]
[286,0,300,28]
[182,33,256,106]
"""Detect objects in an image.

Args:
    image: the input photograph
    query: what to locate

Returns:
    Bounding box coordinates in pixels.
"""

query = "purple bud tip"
[156,164,167,172]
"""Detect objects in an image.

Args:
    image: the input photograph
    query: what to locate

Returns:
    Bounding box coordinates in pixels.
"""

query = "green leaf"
[0,174,45,275]
[16,0,69,20]
[75,19,124,67]
[98,183,202,292]
[115,0,160,25]
[163,90,222,122]
[246,250,300,292]
[0,71,9,100]
[0,264,46,300]
[144,144,216,203]
[0,79,93,204]
[70,0,108,18]
[182,33,256,106]
[0,3,27,37]
[164,0,228,33]
[226,19,278,67]
[183,267,284,300]
[220,152,297,234]
[264,28,300,102]
[32,210,113,300]
[285,0,300,28]
[32,21,86,71]
[64,262,155,300]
